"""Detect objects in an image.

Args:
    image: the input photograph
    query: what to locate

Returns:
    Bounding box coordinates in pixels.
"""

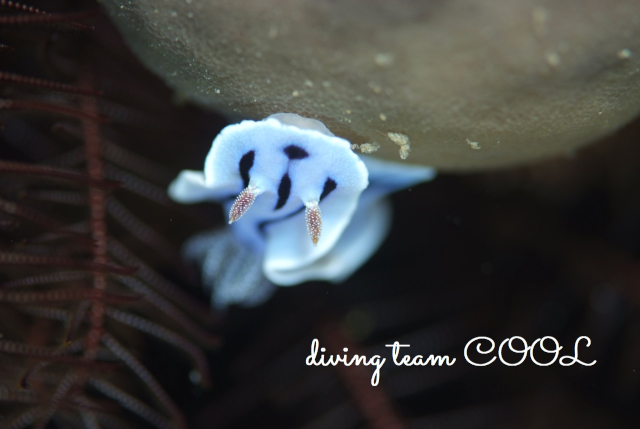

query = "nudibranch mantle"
[169,113,435,307]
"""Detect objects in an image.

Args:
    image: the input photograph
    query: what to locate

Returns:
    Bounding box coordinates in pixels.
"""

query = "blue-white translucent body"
[169,114,436,307]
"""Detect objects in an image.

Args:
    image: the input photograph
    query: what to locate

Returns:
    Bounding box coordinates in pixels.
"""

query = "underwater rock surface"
[101,0,640,170]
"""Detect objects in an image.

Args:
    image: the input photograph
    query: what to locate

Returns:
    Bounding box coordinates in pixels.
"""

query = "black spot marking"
[283,145,309,160]
[258,178,336,235]
[239,151,255,188]
[274,173,291,210]
[320,178,337,201]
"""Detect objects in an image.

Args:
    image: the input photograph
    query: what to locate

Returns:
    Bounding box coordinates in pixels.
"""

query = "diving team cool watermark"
[306,336,597,386]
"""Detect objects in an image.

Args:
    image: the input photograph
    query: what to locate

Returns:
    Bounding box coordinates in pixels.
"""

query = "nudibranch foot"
[168,113,437,307]
[183,229,275,308]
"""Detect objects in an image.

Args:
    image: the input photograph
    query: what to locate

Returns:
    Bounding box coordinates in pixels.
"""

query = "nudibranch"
[169,113,435,307]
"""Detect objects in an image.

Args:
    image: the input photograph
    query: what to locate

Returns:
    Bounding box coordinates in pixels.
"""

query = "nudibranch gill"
[168,113,436,308]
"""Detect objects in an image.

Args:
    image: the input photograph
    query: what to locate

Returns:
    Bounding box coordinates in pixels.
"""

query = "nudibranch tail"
[304,201,322,246]
[229,184,260,224]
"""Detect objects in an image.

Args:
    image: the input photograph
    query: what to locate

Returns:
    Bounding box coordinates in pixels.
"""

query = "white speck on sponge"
[387,132,411,159]
[618,49,632,59]
[351,143,380,154]
[466,138,481,150]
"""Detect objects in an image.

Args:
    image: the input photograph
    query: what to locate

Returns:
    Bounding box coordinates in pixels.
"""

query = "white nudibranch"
[168,113,436,308]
